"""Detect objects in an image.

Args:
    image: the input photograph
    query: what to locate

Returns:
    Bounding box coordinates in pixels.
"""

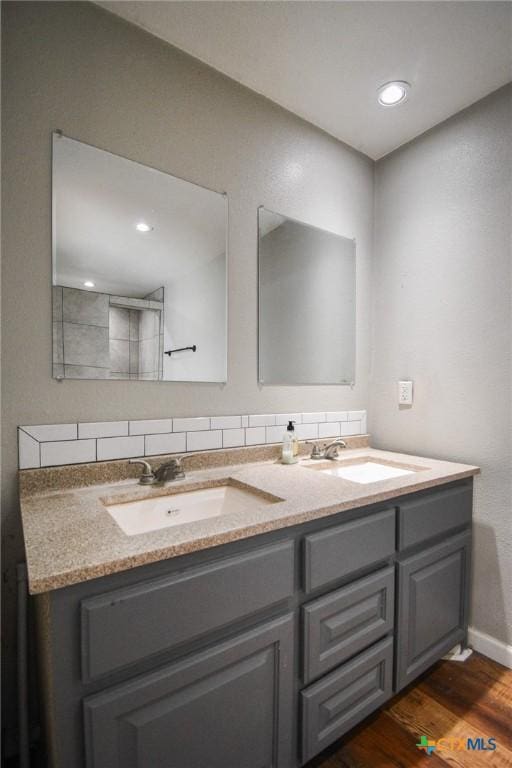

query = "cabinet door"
[396,531,471,691]
[83,614,294,768]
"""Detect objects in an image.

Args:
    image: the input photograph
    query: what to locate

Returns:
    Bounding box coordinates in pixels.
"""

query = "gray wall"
[1,1,373,749]
[371,85,512,647]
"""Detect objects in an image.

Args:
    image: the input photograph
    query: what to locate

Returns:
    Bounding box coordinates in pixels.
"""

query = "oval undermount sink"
[104,484,277,536]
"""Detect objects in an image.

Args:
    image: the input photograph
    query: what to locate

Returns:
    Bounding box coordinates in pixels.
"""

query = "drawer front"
[84,614,294,768]
[81,540,294,681]
[398,482,472,550]
[303,508,395,593]
[303,566,394,684]
[301,636,393,764]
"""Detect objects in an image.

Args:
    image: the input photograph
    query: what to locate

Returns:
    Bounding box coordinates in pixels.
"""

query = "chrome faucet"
[154,456,187,483]
[306,438,347,460]
[323,438,347,459]
[129,456,188,484]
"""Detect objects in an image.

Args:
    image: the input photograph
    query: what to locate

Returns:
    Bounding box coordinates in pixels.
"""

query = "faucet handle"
[153,454,191,483]
[305,441,323,459]
[129,459,156,485]
[170,455,189,468]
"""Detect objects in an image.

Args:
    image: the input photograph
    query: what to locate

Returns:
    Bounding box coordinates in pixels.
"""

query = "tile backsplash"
[18,410,367,469]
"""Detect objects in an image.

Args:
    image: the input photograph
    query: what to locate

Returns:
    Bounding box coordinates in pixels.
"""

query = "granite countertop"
[19,446,479,594]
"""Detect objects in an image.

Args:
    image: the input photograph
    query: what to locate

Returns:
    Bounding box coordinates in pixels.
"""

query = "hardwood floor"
[308,652,512,768]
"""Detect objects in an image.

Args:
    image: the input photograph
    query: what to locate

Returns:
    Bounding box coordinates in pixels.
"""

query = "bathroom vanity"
[20,447,478,768]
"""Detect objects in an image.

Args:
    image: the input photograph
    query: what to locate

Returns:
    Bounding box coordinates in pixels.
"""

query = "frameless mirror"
[258,207,356,385]
[52,134,227,382]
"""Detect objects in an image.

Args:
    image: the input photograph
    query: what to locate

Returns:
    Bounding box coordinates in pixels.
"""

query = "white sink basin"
[318,461,414,484]
[105,484,276,536]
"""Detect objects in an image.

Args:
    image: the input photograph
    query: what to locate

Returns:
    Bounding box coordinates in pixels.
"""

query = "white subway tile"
[222,428,245,448]
[173,417,210,432]
[302,412,326,423]
[19,430,40,469]
[97,436,144,461]
[318,422,341,438]
[145,432,186,456]
[245,426,266,445]
[129,419,173,435]
[248,414,276,427]
[274,413,302,425]
[211,415,242,430]
[41,439,96,467]
[266,425,286,444]
[341,420,361,436]
[295,423,319,440]
[325,411,348,422]
[78,421,128,439]
[348,410,366,421]
[18,407,369,469]
[23,423,77,441]
[187,430,222,451]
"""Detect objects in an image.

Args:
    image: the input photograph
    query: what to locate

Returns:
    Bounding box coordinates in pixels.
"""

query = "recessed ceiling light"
[83,280,95,288]
[377,81,410,107]
[135,222,152,232]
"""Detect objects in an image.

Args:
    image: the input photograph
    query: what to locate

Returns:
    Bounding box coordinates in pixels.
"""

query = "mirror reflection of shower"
[52,134,227,382]
[108,290,164,381]
[52,286,164,380]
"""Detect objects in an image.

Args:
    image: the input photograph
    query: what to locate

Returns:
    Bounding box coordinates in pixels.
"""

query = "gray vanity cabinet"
[83,614,294,768]
[34,479,473,768]
[395,530,471,691]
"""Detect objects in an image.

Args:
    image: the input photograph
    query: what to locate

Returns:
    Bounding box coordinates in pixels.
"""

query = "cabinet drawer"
[398,482,472,550]
[303,508,395,593]
[303,566,394,684]
[84,614,294,768]
[81,540,294,680]
[301,636,393,764]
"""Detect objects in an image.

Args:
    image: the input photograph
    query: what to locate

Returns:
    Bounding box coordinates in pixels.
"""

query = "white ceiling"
[99,1,512,159]
[53,135,226,296]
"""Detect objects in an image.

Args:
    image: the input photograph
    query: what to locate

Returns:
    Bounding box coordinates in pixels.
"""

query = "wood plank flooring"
[307,652,512,768]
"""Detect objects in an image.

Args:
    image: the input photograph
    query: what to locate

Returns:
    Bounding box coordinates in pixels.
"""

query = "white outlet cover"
[398,380,413,405]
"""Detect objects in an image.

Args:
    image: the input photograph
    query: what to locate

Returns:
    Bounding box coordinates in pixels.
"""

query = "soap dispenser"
[281,420,298,464]
[288,420,299,457]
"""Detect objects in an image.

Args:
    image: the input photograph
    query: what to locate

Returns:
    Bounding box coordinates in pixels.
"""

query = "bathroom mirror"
[52,134,227,382]
[258,207,356,385]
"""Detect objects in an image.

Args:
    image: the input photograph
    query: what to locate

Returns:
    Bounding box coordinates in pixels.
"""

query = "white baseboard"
[468,626,512,669]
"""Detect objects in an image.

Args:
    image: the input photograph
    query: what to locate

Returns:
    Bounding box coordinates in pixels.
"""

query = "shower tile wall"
[53,286,110,378]
[53,286,163,380]
[109,307,140,379]
[139,309,163,380]
[140,286,164,381]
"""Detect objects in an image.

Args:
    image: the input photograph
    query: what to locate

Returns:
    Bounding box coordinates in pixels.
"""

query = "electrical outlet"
[398,380,413,405]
